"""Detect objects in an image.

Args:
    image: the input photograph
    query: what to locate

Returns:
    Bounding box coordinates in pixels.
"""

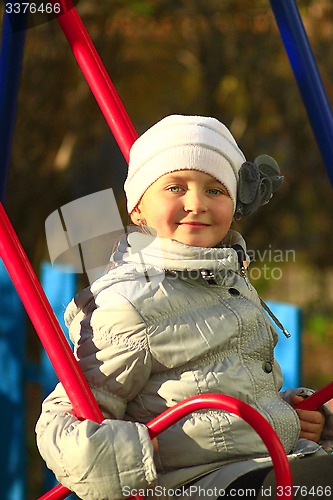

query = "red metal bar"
[0,3,138,499]
[295,381,333,411]
[39,394,293,500]
[0,204,104,423]
[33,3,141,492]
[54,0,138,161]
[0,203,105,499]
[147,394,293,499]
[42,388,333,500]
[38,484,70,500]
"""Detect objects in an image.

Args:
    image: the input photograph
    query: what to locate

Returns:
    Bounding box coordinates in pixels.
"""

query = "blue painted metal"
[40,262,77,398]
[0,2,27,201]
[0,261,77,498]
[0,260,26,500]
[40,262,77,497]
[266,300,302,390]
[270,0,333,186]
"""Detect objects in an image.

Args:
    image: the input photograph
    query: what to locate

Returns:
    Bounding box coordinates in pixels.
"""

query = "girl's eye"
[167,186,183,193]
[207,188,226,195]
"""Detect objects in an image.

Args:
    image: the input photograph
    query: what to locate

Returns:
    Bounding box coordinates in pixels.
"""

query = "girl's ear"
[130,207,142,225]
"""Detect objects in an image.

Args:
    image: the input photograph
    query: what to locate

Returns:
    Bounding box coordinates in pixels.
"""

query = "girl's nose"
[183,190,207,213]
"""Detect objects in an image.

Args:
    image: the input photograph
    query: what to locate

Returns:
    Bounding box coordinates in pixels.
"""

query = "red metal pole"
[0,203,105,499]
[295,381,333,411]
[1,2,141,497]
[0,0,140,422]
[0,203,104,423]
[147,394,293,499]
[54,0,138,161]
[0,3,139,499]
[39,394,294,500]
[34,372,333,499]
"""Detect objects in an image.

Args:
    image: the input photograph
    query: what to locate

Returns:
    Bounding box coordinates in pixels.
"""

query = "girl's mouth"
[178,222,210,227]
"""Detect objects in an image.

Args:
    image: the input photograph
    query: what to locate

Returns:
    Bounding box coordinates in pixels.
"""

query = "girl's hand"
[290,395,325,443]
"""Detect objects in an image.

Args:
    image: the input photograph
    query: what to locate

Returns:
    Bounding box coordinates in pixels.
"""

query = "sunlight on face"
[131,170,234,247]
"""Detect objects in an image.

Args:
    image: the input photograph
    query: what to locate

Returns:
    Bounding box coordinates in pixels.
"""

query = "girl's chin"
[152,226,226,247]
[171,236,221,248]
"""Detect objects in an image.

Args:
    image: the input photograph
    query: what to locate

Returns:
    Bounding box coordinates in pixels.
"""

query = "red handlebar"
[147,394,293,498]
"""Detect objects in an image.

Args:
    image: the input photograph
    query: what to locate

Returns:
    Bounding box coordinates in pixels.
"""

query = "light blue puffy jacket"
[36,231,333,499]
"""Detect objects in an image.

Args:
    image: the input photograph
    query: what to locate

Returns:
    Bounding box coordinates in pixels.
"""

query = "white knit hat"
[124,115,246,213]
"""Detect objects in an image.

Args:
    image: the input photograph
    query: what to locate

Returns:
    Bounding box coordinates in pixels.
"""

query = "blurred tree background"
[1,0,333,497]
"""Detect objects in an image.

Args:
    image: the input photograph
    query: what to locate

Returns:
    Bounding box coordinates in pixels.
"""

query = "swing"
[0,1,332,499]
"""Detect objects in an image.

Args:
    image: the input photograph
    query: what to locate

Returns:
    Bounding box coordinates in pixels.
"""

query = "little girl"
[36,115,333,500]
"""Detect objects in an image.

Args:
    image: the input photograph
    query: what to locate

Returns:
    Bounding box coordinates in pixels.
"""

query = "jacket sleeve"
[36,292,157,499]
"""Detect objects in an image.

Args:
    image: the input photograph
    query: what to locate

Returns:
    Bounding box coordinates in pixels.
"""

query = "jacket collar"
[111,230,247,277]
[67,231,249,325]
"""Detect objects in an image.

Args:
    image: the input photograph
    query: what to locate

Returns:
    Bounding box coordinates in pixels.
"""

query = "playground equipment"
[269,0,333,185]
[0,0,333,498]
[0,2,27,200]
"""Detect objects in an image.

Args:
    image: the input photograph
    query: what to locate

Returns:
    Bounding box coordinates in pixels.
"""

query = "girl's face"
[131,170,234,247]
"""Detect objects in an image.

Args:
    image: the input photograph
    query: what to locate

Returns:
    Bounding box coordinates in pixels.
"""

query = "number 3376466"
[5,3,61,15]
[276,485,332,497]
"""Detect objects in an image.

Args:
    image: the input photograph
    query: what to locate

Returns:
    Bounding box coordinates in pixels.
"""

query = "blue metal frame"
[270,0,333,186]
[266,301,302,390]
[0,2,27,202]
[40,263,78,497]
[0,260,26,500]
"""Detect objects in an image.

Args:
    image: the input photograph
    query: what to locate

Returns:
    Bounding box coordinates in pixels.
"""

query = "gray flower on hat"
[235,155,284,219]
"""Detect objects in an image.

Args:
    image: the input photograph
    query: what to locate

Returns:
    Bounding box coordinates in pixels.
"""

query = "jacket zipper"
[232,244,291,338]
